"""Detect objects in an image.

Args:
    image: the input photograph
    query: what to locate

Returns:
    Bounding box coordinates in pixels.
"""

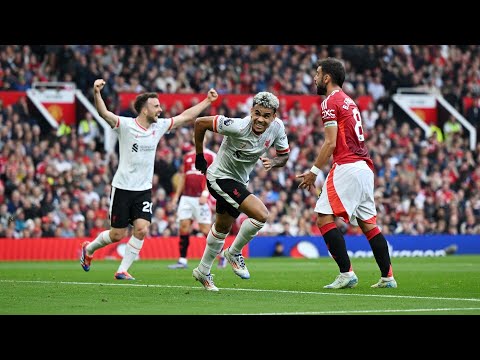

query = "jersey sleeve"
[321,97,338,128]
[274,119,290,155]
[112,116,128,133]
[212,115,244,136]
[156,117,175,134]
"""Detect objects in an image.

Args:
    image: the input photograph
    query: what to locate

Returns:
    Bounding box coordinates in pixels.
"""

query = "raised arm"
[171,89,218,129]
[93,79,118,128]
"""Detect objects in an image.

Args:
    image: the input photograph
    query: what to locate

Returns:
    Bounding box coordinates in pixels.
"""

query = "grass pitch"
[0,256,479,315]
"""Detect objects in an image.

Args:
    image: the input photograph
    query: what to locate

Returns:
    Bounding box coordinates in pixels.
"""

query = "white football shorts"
[314,160,377,226]
[177,195,212,224]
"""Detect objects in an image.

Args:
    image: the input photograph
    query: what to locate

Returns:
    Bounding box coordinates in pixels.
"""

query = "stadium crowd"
[1,45,480,239]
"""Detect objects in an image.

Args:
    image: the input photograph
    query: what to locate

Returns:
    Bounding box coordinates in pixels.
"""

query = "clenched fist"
[94,79,106,93]
[195,153,208,175]
[207,88,219,103]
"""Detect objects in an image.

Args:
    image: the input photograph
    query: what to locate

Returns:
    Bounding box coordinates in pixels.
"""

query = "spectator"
[78,112,100,146]
[443,115,462,146]
[2,44,480,241]
[466,96,480,132]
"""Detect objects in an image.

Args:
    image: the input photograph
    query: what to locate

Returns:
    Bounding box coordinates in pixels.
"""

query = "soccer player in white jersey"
[191,91,290,291]
[80,79,218,280]
[297,58,397,289]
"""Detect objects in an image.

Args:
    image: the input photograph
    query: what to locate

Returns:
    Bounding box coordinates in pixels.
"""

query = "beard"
[316,83,327,96]
[147,115,158,123]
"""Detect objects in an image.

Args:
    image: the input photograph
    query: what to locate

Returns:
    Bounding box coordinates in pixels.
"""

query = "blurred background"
[1,45,479,259]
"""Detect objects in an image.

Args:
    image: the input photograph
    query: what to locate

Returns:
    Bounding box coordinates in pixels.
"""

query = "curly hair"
[252,92,279,112]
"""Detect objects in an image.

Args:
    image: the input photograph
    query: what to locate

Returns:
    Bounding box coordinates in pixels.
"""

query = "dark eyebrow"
[256,110,273,117]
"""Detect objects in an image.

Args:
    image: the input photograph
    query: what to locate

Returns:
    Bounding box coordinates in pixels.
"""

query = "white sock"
[198,224,227,275]
[86,230,112,256]
[178,257,187,265]
[341,271,356,277]
[117,235,143,273]
[229,218,264,255]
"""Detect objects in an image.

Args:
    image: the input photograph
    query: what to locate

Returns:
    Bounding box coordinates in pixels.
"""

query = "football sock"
[320,223,351,273]
[229,218,265,255]
[179,234,190,258]
[365,227,393,277]
[198,224,227,275]
[86,230,112,256]
[117,235,143,273]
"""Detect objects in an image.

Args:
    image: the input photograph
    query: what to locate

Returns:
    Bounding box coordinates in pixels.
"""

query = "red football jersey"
[321,89,373,170]
[182,149,216,197]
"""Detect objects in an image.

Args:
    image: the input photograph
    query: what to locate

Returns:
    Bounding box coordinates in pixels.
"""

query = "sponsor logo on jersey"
[322,109,335,119]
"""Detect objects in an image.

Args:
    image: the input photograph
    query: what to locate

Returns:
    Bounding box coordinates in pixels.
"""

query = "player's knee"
[110,229,127,242]
[179,225,189,233]
[134,225,149,239]
[257,209,269,224]
[215,224,231,234]
[213,218,233,234]
[316,214,334,228]
[198,224,210,236]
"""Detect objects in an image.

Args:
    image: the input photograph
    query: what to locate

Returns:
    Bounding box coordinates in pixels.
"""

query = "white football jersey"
[207,115,290,185]
[111,116,174,191]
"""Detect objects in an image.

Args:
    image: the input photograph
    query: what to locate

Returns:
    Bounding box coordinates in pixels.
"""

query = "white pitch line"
[1,279,480,303]
[241,308,480,315]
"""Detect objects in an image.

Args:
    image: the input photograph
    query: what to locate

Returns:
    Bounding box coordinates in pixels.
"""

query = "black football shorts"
[109,187,152,228]
[207,178,251,219]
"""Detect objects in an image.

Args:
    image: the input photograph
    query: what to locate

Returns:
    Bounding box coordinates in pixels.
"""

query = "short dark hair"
[134,92,158,114]
[318,57,345,87]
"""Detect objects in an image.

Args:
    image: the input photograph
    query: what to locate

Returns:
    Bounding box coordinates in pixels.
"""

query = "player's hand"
[260,157,273,171]
[296,170,317,191]
[94,79,106,93]
[207,88,219,103]
[195,153,208,174]
[199,194,208,205]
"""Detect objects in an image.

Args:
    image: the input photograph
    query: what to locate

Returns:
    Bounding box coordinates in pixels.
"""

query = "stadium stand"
[1,45,479,239]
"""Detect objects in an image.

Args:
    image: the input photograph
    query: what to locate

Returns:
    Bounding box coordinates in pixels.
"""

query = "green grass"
[1,256,479,315]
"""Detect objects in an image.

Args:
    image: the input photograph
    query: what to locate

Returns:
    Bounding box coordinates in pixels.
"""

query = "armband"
[310,165,320,176]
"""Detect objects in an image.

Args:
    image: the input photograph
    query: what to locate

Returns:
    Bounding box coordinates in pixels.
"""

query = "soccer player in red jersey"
[168,145,226,269]
[297,58,397,289]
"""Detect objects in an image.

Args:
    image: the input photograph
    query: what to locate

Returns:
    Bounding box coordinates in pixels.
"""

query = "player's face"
[314,66,327,96]
[250,105,275,135]
[145,98,163,123]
